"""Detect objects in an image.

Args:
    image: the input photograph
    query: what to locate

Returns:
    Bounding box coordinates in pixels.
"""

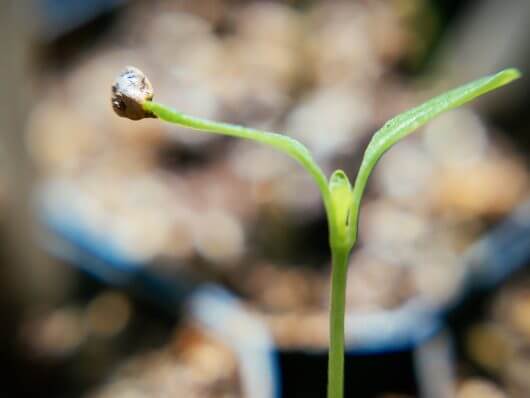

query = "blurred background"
[1,0,530,397]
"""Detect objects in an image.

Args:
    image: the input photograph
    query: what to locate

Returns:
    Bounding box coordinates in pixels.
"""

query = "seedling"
[112,66,520,398]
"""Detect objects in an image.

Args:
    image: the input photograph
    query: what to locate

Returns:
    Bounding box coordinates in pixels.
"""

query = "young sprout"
[111,66,520,398]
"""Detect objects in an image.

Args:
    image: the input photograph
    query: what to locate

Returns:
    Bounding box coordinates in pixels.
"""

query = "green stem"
[327,246,350,398]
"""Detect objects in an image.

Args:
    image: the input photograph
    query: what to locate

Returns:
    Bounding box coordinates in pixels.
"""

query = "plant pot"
[39,191,530,397]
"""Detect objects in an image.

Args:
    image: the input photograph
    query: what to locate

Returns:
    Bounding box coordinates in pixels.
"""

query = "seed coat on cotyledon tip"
[111,66,156,120]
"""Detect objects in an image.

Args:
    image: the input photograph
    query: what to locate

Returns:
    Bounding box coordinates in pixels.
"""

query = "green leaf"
[349,68,521,241]
[142,100,334,221]
[329,170,353,238]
